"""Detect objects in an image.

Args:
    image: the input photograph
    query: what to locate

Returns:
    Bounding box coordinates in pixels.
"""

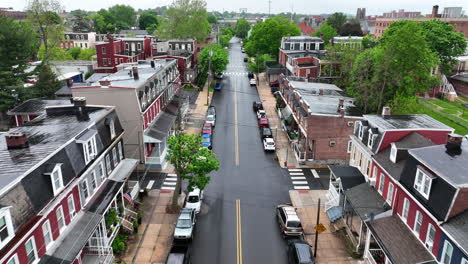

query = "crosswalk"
[223,72,248,76]
[287,168,326,190]
[161,173,177,190]
[288,168,309,190]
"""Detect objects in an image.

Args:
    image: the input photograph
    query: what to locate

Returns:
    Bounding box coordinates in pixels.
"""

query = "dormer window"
[354,121,361,134]
[48,164,64,196]
[414,167,435,199]
[0,207,14,249]
[109,119,116,139]
[390,144,397,163]
[76,129,98,165]
[367,130,377,148]
[358,124,365,139]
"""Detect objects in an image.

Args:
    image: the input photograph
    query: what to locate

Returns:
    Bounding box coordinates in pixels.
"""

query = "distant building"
[442,7,463,18]
[331,36,363,49]
[0,7,27,20]
[382,9,421,19]
[296,22,316,36]
[356,8,366,20]
[61,32,97,49]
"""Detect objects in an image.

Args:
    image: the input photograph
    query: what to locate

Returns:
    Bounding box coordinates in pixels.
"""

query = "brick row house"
[61,32,97,49]
[277,75,361,166]
[7,100,70,127]
[72,60,184,170]
[0,99,139,264]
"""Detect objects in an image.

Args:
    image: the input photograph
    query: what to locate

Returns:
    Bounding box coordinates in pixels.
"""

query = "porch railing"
[83,246,114,264]
[293,142,306,161]
[364,248,386,264]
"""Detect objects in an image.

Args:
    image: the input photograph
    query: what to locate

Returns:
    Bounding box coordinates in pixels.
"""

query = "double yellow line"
[236,199,243,264]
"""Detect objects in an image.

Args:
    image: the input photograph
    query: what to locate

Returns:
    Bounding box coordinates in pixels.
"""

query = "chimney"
[382,106,391,117]
[446,134,463,155]
[5,132,29,149]
[432,5,439,18]
[150,60,155,68]
[339,108,345,117]
[338,98,345,115]
[73,97,86,110]
[132,66,139,80]
[319,89,324,95]
[99,79,111,87]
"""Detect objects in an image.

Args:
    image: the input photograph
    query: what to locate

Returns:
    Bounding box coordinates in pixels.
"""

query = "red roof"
[297,23,316,36]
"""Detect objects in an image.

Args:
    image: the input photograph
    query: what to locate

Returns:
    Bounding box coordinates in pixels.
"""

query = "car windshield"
[267,142,275,145]
[207,116,214,121]
[188,195,199,203]
[203,126,211,130]
[176,218,192,228]
[201,137,210,143]
[287,221,302,228]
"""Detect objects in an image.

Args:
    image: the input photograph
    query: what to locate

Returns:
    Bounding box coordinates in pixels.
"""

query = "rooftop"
[409,139,468,187]
[329,165,366,190]
[345,183,390,220]
[282,36,323,42]
[441,210,468,256]
[332,36,364,41]
[7,99,70,115]
[364,114,453,131]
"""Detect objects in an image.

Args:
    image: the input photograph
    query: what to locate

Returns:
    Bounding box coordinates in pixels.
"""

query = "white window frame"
[137,42,142,50]
[441,240,453,264]
[80,179,90,205]
[425,223,435,251]
[378,173,385,194]
[83,136,97,165]
[105,154,112,174]
[112,147,118,167]
[6,254,19,264]
[97,162,105,181]
[25,236,38,264]
[0,208,14,249]
[90,170,97,190]
[118,141,124,160]
[358,124,365,139]
[414,211,423,235]
[386,182,394,205]
[368,132,377,148]
[354,121,361,134]
[390,144,397,163]
[50,164,64,196]
[42,220,53,249]
[414,168,434,200]
[461,258,468,264]
[373,166,378,179]
[101,47,106,54]
[67,195,76,220]
[347,140,352,153]
[56,206,66,233]
[401,198,410,221]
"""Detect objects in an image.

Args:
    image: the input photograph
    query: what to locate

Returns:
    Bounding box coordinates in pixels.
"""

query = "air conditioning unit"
[329,141,336,147]
[347,121,354,127]
[369,178,376,187]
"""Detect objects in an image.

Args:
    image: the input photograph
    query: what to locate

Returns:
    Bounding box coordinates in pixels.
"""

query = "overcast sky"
[4,0,468,16]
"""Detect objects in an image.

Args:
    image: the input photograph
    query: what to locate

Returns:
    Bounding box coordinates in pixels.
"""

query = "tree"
[244,16,300,58]
[70,9,91,32]
[248,54,270,74]
[362,34,377,49]
[327,12,347,32]
[420,19,467,74]
[219,33,232,48]
[339,22,363,36]
[0,17,38,112]
[77,48,96,60]
[27,0,65,62]
[108,5,136,31]
[38,45,73,61]
[313,22,337,45]
[207,13,218,24]
[68,47,81,59]
[33,64,62,98]
[139,10,158,30]
[347,48,377,113]
[234,18,250,38]
[157,0,211,42]
[90,9,116,33]
[167,134,219,210]
[198,44,229,74]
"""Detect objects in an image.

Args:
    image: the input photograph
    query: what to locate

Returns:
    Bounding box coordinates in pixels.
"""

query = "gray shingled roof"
[441,210,468,256]
[364,114,453,131]
[7,99,70,115]
[345,183,390,220]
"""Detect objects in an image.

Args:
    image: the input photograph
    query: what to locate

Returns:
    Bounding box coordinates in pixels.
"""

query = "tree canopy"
[33,64,62,98]
[207,13,218,24]
[234,18,250,39]
[157,0,211,42]
[139,10,158,30]
[69,9,92,32]
[313,22,337,45]
[339,22,363,36]
[198,44,229,74]
[326,12,347,32]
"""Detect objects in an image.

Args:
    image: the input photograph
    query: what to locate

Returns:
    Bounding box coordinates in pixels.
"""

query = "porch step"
[122,218,134,232]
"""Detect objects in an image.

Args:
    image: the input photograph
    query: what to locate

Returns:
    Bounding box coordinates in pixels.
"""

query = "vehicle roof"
[258,109,266,112]
[259,118,268,121]
[201,133,211,138]
[294,242,313,263]
[281,206,301,222]
[203,122,212,126]
[265,138,275,143]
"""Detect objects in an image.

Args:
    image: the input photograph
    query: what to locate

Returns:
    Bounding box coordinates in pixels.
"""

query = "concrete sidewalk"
[256,73,299,168]
[290,190,362,264]
[183,82,213,135]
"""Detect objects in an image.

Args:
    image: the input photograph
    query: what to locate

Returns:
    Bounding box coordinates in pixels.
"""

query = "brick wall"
[447,188,468,219]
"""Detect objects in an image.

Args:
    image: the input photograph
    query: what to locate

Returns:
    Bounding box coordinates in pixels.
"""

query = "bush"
[85,71,93,80]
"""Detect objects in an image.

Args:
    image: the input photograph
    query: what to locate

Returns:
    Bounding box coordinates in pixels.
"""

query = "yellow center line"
[234,77,240,166]
[236,199,243,264]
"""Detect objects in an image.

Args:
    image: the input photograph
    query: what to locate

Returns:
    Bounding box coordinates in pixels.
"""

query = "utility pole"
[207,48,213,105]
[314,198,321,258]
[268,0,272,17]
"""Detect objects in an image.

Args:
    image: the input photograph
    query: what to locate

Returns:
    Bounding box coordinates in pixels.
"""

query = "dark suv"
[260,127,273,139]
[287,240,315,264]
[166,245,191,264]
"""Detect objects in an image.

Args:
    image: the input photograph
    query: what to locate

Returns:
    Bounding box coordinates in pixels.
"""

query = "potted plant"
[118,206,124,216]
[133,220,139,233]
[137,211,143,225]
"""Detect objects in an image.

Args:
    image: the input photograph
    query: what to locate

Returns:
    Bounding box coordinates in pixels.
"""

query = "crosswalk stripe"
[294,186,310,190]
[291,176,306,180]
[161,186,176,190]
[290,172,304,176]
[288,169,302,172]
[311,169,320,179]
[146,180,154,189]
[165,178,177,181]
[167,174,177,177]
[292,181,308,185]
[163,182,176,186]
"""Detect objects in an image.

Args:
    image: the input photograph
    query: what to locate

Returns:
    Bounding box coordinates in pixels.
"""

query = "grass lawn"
[417,99,468,135]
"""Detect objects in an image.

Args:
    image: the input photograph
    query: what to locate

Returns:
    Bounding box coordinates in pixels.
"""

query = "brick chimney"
[99,79,111,87]
[432,5,439,18]
[132,66,139,80]
[446,134,463,155]
[319,89,324,95]
[5,132,28,149]
[381,106,391,117]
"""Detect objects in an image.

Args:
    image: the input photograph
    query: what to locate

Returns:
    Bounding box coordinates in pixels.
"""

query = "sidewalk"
[290,190,362,264]
[256,73,299,168]
[183,82,213,135]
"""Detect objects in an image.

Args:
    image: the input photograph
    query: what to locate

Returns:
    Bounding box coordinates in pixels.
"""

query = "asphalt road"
[191,38,292,264]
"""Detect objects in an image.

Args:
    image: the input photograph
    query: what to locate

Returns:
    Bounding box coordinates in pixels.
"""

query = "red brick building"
[296,22,316,36]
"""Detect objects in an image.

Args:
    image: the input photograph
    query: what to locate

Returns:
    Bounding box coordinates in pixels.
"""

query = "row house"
[61,32,97,49]
[94,35,153,73]
[7,99,70,127]
[154,50,198,83]
[278,36,324,67]
[156,39,199,63]
[331,36,363,49]
[72,60,182,170]
[0,99,138,264]
[277,75,361,166]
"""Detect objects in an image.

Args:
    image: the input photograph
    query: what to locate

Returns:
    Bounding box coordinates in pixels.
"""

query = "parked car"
[206,114,216,127]
[260,127,273,139]
[241,48,245,53]
[215,72,224,79]
[202,123,212,135]
[174,208,196,240]
[185,188,203,214]
[208,106,216,116]
[214,81,222,91]
[276,204,303,236]
[248,72,254,78]
[287,239,315,264]
[201,133,212,149]
[244,57,248,62]
[258,118,269,128]
[256,109,266,119]
[271,86,279,94]
[250,79,256,86]
[253,101,263,112]
[166,245,191,264]
[263,138,275,151]
[270,81,279,87]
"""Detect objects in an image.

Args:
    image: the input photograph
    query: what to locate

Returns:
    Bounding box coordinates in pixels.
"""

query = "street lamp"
[207,48,213,105]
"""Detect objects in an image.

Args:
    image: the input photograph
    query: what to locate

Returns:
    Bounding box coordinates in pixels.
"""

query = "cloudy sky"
[4,0,468,16]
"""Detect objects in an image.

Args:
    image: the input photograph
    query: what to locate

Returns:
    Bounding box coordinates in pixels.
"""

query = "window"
[366,160,371,176]
[462,259,468,264]
[390,144,397,163]
[441,241,453,264]
[118,141,124,160]
[414,211,423,235]
[414,168,434,199]
[109,119,115,139]
[105,154,112,174]
[347,141,352,153]
[80,179,89,204]
[358,123,364,139]
[42,220,53,248]
[402,198,410,221]
[125,43,129,50]
[102,47,106,54]
[97,162,105,181]
[83,136,97,164]
[115,58,118,65]
[425,224,435,251]
[90,171,97,190]
[0,208,14,248]
[120,58,123,63]
[6,255,19,264]
[67,195,76,220]
[378,174,385,194]
[368,131,377,148]
[137,43,141,50]
[373,166,378,179]
[56,206,66,232]
[85,43,88,48]
[386,183,394,205]
[50,164,64,196]
[112,147,118,167]
[25,237,38,264]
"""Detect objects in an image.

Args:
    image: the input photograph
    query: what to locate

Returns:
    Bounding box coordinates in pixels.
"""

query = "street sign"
[314,223,326,233]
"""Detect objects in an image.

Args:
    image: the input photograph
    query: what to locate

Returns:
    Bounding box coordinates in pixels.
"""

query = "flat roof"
[8,99,70,115]
[364,114,453,131]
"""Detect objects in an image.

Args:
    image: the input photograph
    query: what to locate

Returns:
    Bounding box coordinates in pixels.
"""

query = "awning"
[281,107,292,121]
[86,180,124,215]
[145,111,177,142]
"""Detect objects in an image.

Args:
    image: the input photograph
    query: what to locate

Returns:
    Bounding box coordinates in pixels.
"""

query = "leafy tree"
[70,9,92,32]
[198,44,229,74]
[347,48,377,113]
[139,10,158,30]
[109,5,136,31]
[339,22,363,36]
[33,64,62,98]
[146,24,158,35]
[157,0,211,42]
[68,47,81,59]
[420,19,467,74]
[77,48,96,60]
[38,45,73,61]
[327,12,347,32]
[0,17,38,112]
[90,9,116,33]
[313,22,337,45]
[221,26,234,36]
[167,134,219,210]
[27,0,65,62]
[362,34,377,49]
[234,18,250,38]
[244,16,300,58]
[207,13,218,24]
[248,54,270,74]
[219,33,232,48]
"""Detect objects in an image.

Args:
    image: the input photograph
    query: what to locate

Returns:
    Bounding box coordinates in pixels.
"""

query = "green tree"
[207,13,218,24]
[362,34,377,49]
[68,47,81,59]
[420,19,467,74]
[198,44,229,74]
[146,24,158,35]
[347,48,377,113]
[38,45,73,60]
[248,54,270,74]
[339,22,363,36]
[34,64,62,98]
[219,33,232,48]
[157,0,211,42]
[167,134,219,210]
[90,9,116,33]
[139,10,158,30]
[70,9,91,32]
[0,17,38,112]
[234,18,250,38]
[77,48,96,60]
[313,22,337,44]
[245,16,300,58]
[109,5,136,31]
[326,12,347,32]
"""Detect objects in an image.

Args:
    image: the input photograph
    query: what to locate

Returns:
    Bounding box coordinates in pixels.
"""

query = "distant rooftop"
[364,114,454,131]
[119,29,148,35]
[282,36,323,42]
[8,99,70,115]
[332,36,364,41]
